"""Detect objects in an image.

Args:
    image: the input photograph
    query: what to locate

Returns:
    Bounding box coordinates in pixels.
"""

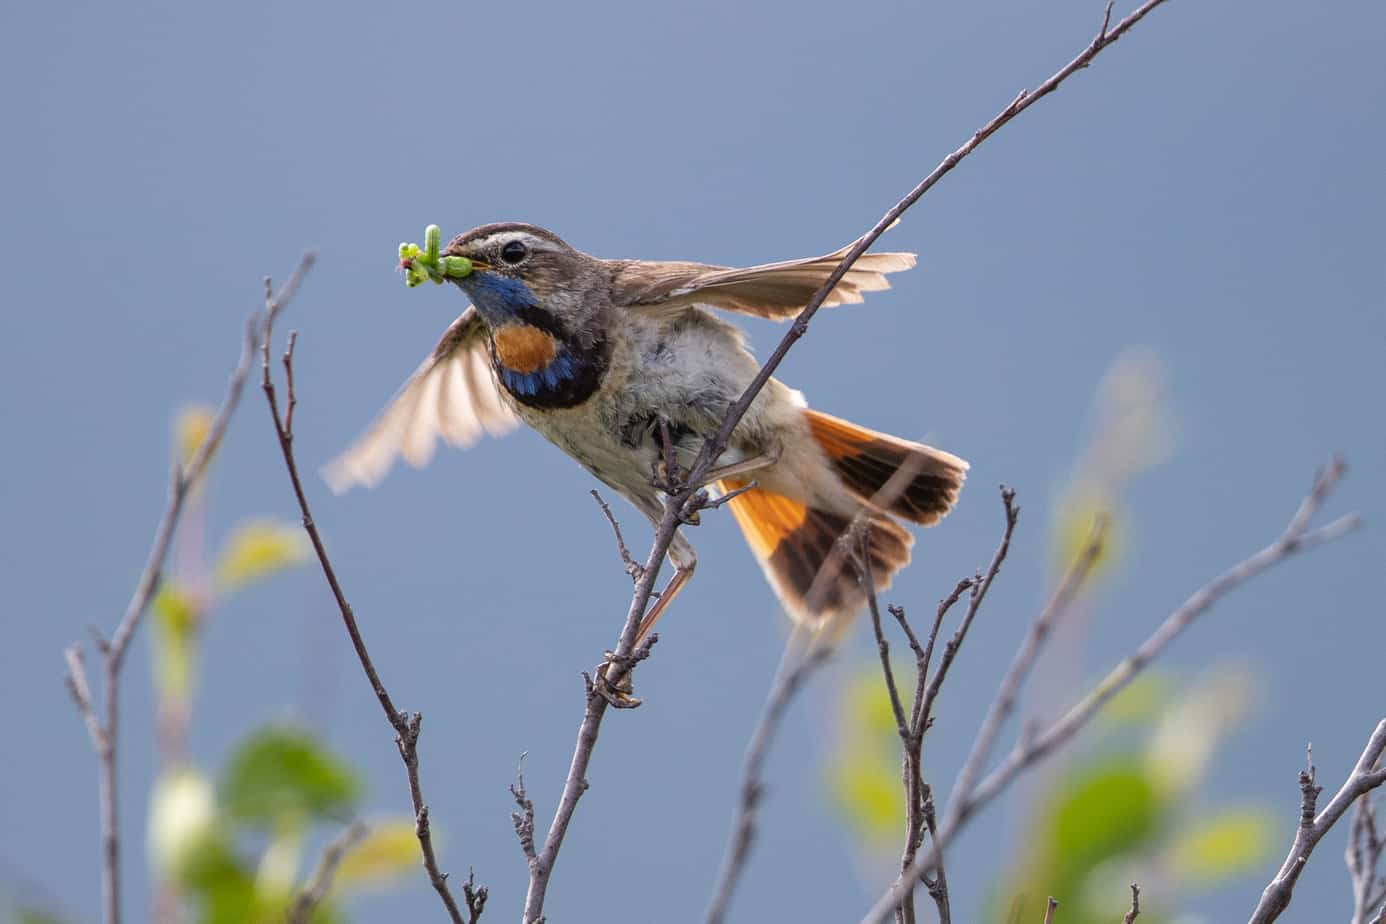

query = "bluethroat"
[326,223,968,638]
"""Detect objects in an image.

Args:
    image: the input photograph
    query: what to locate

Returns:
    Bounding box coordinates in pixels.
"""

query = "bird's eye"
[500,240,529,265]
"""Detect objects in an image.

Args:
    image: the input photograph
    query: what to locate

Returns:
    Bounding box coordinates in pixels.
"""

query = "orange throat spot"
[493,324,559,373]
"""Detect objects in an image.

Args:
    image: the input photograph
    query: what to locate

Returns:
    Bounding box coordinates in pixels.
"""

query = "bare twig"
[287,820,369,924]
[590,490,643,582]
[1348,789,1385,924]
[63,283,282,924]
[703,638,833,924]
[1124,883,1141,923]
[261,305,481,922]
[535,0,1190,917]
[956,464,1360,835]
[941,513,1106,832]
[510,757,537,863]
[705,457,924,924]
[1249,719,1386,923]
[858,459,1361,924]
[1042,896,1059,924]
[921,793,951,924]
[916,489,1019,746]
[876,489,1018,922]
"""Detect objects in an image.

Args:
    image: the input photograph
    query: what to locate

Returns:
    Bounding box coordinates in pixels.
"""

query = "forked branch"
[260,293,484,923]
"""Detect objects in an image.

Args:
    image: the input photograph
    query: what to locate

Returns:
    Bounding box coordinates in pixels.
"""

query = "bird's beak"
[443,244,488,273]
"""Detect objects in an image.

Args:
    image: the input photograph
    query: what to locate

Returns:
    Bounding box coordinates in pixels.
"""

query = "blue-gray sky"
[3,0,1383,921]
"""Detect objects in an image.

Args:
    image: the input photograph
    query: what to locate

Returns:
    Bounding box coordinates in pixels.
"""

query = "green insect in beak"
[399,224,473,288]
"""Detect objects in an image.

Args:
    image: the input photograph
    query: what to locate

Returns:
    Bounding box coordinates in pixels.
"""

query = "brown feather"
[718,478,913,625]
[609,240,916,320]
[322,306,519,493]
[805,410,968,526]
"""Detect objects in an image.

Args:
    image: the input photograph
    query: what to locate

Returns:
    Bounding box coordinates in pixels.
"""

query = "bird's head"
[441,222,608,341]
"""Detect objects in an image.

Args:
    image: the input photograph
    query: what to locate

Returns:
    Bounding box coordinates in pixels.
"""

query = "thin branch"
[533,0,1185,917]
[868,583,911,743]
[287,820,369,924]
[261,310,480,922]
[64,283,281,924]
[590,490,644,582]
[941,513,1106,832]
[1124,883,1141,923]
[686,0,1173,485]
[958,469,1360,834]
[510,757,538,864]
[1042,896,1059,924]
[1249,719,1386,923]
[922,792,951,924]
[875,490,1016,922]
[703,638,833,924]
[705,454,921,924]
[1347,790,1385,924]
[915,488,1019,741]
[857,459,1361,924]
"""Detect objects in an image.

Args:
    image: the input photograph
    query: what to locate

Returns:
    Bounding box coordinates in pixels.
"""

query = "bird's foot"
[587,635,660,709]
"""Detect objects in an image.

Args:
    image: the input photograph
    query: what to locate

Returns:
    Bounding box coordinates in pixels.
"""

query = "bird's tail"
[716,409,967,627]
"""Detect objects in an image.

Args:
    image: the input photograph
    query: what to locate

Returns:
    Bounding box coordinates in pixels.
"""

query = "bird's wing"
[610,240,916,320]
[323,306,519,493]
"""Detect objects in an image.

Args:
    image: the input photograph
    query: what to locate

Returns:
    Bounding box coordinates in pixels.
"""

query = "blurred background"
[3,0,1383,920]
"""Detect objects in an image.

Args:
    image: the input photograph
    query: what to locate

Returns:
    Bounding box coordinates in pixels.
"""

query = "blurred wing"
[322,307,519,493]
[611,239,916,320]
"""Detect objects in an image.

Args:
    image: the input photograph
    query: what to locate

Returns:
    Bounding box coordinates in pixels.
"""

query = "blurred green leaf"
[1168,807,1276,887]
[148,768,220,880]
[827,751,901,841]
[222,726,360,829]
[178,834,256,924]
[152,581,202,700]
[214,519,309,594]
[1098,672,1169,728]
[334,819,421,891]
[16,910,67,924]
[1047,760,1162,870]
[175,405,215,471]
[1050,493,1118,581]
[844,668,905,740]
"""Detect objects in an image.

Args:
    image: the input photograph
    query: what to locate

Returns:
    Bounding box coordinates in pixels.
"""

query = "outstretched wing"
[609,239,916,320]
[323,307,519,493]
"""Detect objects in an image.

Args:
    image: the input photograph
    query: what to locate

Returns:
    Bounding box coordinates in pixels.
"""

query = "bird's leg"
[635,541,697,643]
[691,440,782,488]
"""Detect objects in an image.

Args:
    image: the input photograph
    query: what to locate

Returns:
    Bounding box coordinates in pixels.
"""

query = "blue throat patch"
[464,270,610,409]
[498,350,579,397]
[465,272,540,325]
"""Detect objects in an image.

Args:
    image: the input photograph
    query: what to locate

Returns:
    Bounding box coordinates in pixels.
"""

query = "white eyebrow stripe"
[472,230,555,252]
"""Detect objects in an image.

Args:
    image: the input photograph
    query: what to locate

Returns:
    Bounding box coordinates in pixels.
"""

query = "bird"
[325,222,968,640]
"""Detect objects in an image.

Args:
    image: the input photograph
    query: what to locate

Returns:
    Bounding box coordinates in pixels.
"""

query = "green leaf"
[152,581,203,699]
[828,753,901,841]
[1050,491,1119,581]
[222,725,360,829]
[1168,807,1276,887]
[214,519,309,593]
[844,668,905,740]
[1046,760,1162,870]
[174,405,215,470]
[334,819,422,891]
[180,838,258,924]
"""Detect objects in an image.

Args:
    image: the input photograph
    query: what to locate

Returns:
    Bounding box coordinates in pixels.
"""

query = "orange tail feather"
[718,478,912,626]
[805,409,967,525]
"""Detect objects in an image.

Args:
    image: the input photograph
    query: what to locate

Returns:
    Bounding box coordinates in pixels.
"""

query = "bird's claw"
[592,657,642,708]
